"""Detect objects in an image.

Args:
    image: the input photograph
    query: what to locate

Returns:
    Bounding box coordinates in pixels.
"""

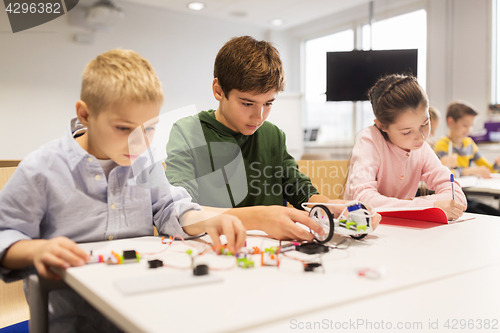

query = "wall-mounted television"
[326,49,418,102]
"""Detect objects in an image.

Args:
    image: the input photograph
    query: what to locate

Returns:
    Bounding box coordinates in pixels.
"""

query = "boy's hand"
[253,206,324,241]
[182,211,246,253]
[324,199,348,217]
[203,214,246,253]
[33,237,88,280]
[462,166,492,178]
[434,200,466,220]
[440,154,458,168]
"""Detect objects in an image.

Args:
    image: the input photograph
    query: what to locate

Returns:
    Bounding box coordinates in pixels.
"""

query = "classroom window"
[304,30,354,143]
[303,9,427,145]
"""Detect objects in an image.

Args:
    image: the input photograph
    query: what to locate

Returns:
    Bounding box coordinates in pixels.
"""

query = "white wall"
[281,0,493,142]
[0,0,494,159]
[427,0,492,137]
[0,2,266,159]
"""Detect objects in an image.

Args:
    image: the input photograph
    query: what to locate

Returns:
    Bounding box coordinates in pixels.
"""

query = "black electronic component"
[193,264,209,276]
[148,259,163,269]
[304,262,322,272]
[296,243,330,255]
[122,250,139,263]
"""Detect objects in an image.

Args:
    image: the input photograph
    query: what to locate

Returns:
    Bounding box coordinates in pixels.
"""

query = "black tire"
[309,204,334,244]
[350,233,368,240]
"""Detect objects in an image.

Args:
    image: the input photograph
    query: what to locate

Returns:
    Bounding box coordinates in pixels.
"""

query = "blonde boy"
[0,49,244,332]
[435,101,500,178]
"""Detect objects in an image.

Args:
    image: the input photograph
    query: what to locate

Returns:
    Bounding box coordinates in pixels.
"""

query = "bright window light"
[187,2,205,11]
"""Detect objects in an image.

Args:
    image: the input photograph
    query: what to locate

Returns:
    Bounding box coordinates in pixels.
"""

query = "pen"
[450,173,455,201]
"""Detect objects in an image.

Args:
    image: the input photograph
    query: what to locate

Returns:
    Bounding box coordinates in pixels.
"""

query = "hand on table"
[254,206,324,241]
[462,166,492,179]
[33,237,89,280]
[433,200,466,220]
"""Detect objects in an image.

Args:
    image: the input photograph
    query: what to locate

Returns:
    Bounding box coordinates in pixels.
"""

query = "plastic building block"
[193,264,209,276]
[237,257,255,269]
[304,262,322,272]
[148,259,163,269]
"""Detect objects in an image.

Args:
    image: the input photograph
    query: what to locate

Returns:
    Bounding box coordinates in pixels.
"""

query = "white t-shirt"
[97,159,117,180]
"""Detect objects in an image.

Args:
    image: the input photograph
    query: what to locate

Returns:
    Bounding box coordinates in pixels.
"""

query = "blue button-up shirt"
[0,118,202,332]
[0,118,201,281]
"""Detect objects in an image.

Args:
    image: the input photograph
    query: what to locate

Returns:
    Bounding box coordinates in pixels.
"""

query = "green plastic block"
[356,225,367,232]
[346,221,357,229]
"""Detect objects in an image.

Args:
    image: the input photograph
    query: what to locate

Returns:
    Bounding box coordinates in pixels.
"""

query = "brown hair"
[446,101,478,121]
[81,49,164,115]
[368,74,428,138]
[214,36,285,97]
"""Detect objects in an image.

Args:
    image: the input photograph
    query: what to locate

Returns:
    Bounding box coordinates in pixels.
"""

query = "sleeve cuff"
[0,230,33,282]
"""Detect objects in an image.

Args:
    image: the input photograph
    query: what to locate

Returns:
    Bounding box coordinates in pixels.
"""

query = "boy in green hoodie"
[166,36,379,241]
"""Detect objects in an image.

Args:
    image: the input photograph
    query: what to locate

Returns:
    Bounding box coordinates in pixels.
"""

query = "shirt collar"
[61,117,93,170]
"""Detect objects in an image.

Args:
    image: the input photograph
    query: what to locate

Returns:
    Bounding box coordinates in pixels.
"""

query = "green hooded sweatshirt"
[165,110,318,209]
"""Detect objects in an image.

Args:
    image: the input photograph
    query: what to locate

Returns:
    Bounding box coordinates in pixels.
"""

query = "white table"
[60,213,500,333]
[457,176,500,195]
[457,176,500,209]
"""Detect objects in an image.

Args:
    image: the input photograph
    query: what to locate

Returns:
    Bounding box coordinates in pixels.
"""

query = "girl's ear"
[374,119,387,132]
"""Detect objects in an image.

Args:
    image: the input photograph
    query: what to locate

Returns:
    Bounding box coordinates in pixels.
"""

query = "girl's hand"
[33,237,89,280]
[433,200,466,220]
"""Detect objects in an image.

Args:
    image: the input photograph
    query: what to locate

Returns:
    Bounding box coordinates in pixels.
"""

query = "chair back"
[0,167,30,329]
[296,160,350,200]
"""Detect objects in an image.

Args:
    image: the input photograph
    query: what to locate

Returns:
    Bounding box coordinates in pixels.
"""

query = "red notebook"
[377,207,451,229]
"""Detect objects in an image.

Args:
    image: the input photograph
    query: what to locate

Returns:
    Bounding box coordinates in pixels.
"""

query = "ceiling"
[117,0,373,30]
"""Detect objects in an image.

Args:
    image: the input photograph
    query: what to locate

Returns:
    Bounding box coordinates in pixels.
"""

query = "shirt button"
[95,174,101,180]
[110,203,116,210]
[87,157,93,162]
[108,235,114,240]
[406,153,410,157]
[400,176,404,180]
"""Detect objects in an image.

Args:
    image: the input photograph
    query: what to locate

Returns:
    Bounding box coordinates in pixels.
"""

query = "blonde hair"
[428,106,441,122]
[81,49,164,115]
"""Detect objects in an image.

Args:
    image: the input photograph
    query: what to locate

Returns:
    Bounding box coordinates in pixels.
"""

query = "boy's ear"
[76,100,91,127]
[212,78,224,102]
[446,117,454,127]
[374,119,386,132]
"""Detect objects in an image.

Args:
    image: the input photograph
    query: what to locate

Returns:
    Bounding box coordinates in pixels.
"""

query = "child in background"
[427,106,440,147]
[434,101,500,178]
[428,106,457,168]
[344,74,466,220]
[0,49,245,332]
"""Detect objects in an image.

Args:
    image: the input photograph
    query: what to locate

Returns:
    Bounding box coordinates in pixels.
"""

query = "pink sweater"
[344,126,467,208]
